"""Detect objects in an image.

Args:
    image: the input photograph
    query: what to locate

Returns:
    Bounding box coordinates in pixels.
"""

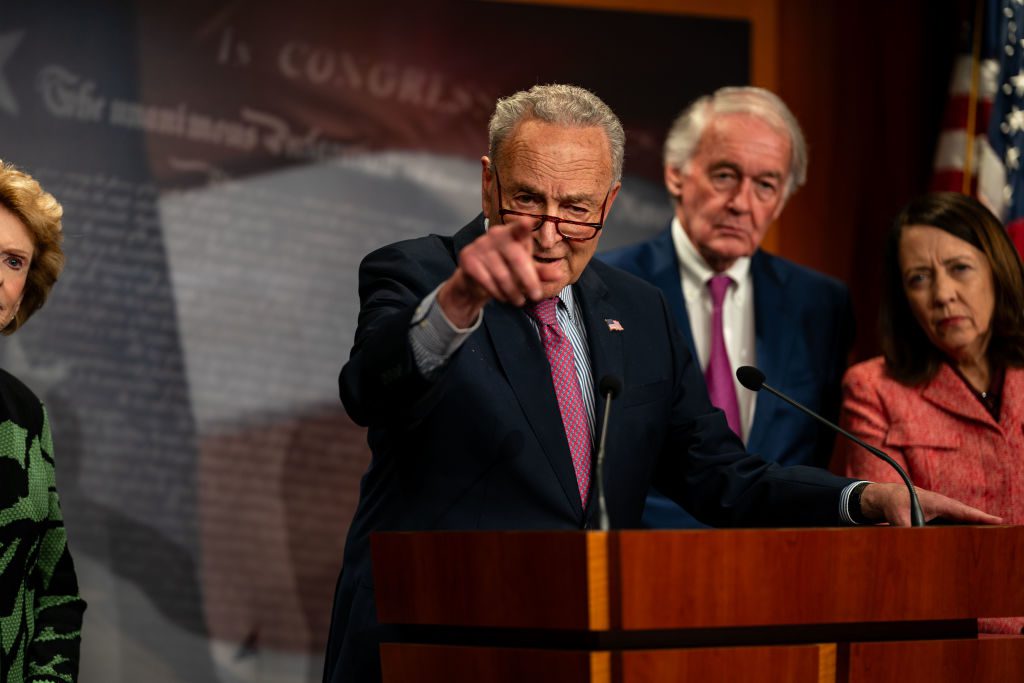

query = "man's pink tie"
[527,298,591,503]
[705,274,741,437]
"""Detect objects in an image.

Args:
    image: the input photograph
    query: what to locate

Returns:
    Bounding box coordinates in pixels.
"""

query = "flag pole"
[963,0,985,194]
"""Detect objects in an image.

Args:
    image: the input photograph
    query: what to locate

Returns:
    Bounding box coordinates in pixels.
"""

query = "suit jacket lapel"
[452,214,486,254]
[574,266,624,518]
[648,227,697,356]
[482,305,584,515]
[457,217,584,515]
[746,251,796,450]
[480,266,627,521]
[575,266,625,424]
[921,363,1000,430]
[999,367,1024,428]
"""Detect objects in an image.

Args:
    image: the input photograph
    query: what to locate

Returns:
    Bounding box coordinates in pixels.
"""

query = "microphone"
[594,375,622,531]
[735,366,925,527]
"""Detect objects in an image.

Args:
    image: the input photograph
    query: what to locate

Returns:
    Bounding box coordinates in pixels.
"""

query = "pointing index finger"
[505,215,536,244]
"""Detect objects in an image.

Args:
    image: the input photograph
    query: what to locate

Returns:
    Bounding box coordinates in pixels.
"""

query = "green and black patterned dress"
[0,369,84,682]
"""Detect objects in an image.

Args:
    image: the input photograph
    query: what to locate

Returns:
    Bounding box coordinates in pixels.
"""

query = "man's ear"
[664,164,684,199]
[603,181,623,217]
[770,189,790,223]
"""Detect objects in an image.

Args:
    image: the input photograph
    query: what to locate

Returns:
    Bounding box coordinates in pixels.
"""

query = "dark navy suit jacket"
[599,226,854,528]
[324,216,855,682]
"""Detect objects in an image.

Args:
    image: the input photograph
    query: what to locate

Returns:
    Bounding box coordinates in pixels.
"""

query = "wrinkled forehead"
[694,113,793,171]
[899,224,987,262]
[499,120,611,165]
[496,121,615,194]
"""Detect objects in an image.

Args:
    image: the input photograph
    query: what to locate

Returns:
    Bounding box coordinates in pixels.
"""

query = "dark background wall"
[775,0,962,360]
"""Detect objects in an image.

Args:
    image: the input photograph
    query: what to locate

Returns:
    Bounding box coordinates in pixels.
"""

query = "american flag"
[933,0,1024,252]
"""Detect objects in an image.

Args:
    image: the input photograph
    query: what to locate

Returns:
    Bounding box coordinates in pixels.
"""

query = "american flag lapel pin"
[605,318,624,332]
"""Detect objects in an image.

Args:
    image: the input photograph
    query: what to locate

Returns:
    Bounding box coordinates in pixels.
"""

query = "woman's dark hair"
[881,191,1024,384]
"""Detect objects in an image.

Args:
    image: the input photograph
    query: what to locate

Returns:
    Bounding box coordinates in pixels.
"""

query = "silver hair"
[663,86,808,198]
[488,84,625,184]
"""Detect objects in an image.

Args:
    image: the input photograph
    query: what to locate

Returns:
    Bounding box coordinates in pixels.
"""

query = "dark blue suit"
[599,226,854,528]
[324,216,855,682]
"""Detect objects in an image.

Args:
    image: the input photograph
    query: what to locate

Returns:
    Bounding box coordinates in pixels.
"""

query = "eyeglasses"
[493,168,609,242]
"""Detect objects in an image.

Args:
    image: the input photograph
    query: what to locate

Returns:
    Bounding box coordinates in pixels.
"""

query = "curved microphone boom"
[736,365,925,527]
[594,375,622,531]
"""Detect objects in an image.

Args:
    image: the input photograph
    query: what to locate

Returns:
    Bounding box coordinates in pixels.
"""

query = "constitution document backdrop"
[0,1,748,680]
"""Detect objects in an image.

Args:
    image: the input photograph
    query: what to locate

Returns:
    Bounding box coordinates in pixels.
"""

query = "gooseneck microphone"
[594,375,622,532]
[735,366,925,527]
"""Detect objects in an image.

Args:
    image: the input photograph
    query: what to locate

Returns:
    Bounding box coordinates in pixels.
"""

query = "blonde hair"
[0,161,65,334]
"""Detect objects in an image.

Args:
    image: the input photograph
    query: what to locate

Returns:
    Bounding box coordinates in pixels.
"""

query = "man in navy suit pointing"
[323,84,997,683]
[601,87,855,528]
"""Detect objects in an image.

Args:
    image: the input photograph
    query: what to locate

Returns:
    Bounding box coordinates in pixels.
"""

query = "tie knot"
[526,297,559,326]
[707,274,733,307]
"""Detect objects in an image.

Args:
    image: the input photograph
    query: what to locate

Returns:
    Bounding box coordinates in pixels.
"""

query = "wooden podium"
[371,527,1024,682]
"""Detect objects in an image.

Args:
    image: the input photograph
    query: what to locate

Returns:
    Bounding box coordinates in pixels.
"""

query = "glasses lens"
[499,210,599,240]
[557,221,599,241]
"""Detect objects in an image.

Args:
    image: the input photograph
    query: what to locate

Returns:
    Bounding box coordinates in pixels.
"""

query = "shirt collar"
[557,284,578,323]
[671,215,752,290]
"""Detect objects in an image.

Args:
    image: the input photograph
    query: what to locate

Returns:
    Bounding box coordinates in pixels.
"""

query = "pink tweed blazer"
[831,356,1024,634]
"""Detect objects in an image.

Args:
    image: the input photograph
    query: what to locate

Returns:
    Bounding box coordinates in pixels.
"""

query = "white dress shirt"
[671,217,757,442]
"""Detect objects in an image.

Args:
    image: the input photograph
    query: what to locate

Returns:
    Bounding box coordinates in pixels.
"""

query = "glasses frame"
[493,167,609,242]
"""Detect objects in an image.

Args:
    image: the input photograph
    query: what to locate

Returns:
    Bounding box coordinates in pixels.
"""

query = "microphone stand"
[595,376,621,531]
[738,366,925,527]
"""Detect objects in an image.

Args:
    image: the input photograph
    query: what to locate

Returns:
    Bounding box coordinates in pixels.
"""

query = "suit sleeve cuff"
[839,480,872,525]
[409,285,483,377]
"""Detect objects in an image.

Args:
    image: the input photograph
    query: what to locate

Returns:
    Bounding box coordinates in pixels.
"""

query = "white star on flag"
[1009,147,1021,169]
[1007,105,1024,133]
[1012,71,1024,96]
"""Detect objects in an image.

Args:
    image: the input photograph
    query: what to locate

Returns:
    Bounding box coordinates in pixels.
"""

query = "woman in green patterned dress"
[0,161,85,682]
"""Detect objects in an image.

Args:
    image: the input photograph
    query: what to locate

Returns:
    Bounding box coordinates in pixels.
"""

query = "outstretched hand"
[436,219,561,327]
[859,482,1003,527]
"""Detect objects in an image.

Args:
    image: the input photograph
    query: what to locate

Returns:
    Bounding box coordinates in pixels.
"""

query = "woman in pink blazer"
[831,192,1024,634]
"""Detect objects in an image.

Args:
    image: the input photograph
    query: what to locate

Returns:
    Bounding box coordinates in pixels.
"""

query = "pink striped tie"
[527,298,591,503]
[705,274,741,437]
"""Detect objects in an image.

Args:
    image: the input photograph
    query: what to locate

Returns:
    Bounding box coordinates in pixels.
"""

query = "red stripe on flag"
[930,170,964,192]
[941,95,994,136]
[929,170,980,194]
[1006,218,1024,258]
